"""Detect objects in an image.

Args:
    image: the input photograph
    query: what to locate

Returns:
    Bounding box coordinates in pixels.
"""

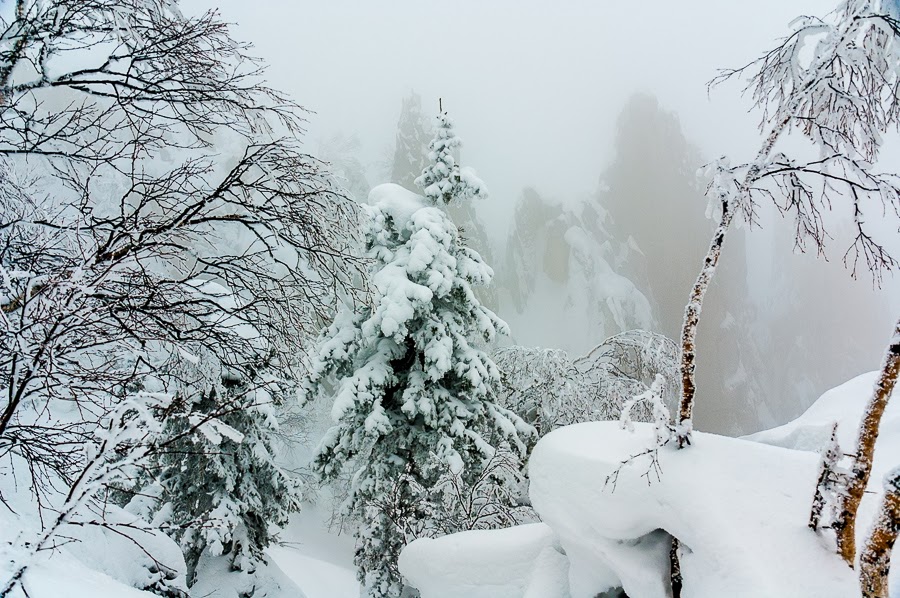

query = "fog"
[199,0,819,221]
[189,0,898,434]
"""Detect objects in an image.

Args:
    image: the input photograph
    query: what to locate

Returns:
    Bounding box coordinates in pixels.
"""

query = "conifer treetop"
[415,111,488,207]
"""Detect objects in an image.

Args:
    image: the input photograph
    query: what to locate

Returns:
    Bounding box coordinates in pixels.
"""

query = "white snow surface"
[367,183,425,226]
[7,370,895,598]
[0,484,359,598]
[0,548,153,598]
[268,548,359,598]
[399,371,900,598]
[0,491,189,598]
[745,371,897,457]
[529,421,856,597]
[399,523,569,598]
[746,370,900,593]
[268,502,360,598]
[191,554,307,598]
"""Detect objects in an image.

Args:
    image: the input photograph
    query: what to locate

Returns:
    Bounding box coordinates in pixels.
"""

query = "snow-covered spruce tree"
[414,104,498,310]
[153,352,302,586]
[676,0,900,449]
[414,109,488,207]
[859,466,900,598]
[304,179,531,596]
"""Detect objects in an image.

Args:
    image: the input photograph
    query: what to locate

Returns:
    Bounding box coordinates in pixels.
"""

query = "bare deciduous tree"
[0,0,360,592]
[495,329,679,437]
[675,1,900,575]
[677,1,900,448]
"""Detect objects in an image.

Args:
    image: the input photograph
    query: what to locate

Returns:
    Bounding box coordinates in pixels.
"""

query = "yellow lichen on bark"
[859,470,900,598]
[835,318,900,565]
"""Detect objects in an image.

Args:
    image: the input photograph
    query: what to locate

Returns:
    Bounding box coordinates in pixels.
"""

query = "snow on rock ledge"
[529,421,857,598]
[398,523,571,598]
[746,371,899,468]
[746,370,900,594]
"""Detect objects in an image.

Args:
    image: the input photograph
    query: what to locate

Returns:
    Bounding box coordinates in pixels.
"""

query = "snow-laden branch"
[678,0,900,446]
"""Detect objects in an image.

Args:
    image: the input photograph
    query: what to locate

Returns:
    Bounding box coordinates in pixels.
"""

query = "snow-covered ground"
[269,502,360,598]
[0,496,360,598]
[402,371,900,597]
[399,523,568,598]
[4,371,896,597]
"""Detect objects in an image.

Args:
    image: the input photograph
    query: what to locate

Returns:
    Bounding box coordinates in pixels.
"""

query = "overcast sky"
[181,0,898,299]
[173,1,899,429]
[185,0,822,210]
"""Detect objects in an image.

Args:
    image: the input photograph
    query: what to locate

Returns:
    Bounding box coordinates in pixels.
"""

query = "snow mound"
[65,505,188,593]
[529,421,857,598]
[398,523,569,598]
[0,547,156,598]
[191,553,306,598]
[746,370,900,593]
[368,183,426,225]
[0,487,187,598]
[268,547,359,598]
[746,371,898,458]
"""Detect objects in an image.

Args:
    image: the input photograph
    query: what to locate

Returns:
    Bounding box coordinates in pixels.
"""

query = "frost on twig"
[606,375,675,492]
[1,392,173,596]
[809,422,848,532]
[495,329,679,438]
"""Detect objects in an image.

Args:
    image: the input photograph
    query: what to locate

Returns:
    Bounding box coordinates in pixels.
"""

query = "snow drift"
[528,421,855,597]
[398,523,569,598]
[401,371,900,597]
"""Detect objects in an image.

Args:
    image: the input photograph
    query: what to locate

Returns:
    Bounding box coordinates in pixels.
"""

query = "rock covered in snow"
[394,375,900,598]
[746,370,900,594]
[528,422,857,597]
[399,523,569,598]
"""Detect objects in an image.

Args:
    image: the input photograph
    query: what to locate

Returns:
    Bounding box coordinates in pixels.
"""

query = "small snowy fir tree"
[414,110,488,206]
[153,356,302,587]
[413,103,498,309]
[304,179,531,597]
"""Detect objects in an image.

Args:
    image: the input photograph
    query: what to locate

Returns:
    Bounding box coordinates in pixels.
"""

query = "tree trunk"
[676,202,733,447]
[835,317,900,565]
[676,119,788,448]
[669,536,683,598]
[809,422,840,531]
[859,469,900,598]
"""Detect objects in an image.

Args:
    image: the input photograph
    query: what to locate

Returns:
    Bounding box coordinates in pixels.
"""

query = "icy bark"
[677,120,788,447]
[859,467,900,598]
[677,201,733,446]
[809,422,842,531]
[835,317,900,565]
